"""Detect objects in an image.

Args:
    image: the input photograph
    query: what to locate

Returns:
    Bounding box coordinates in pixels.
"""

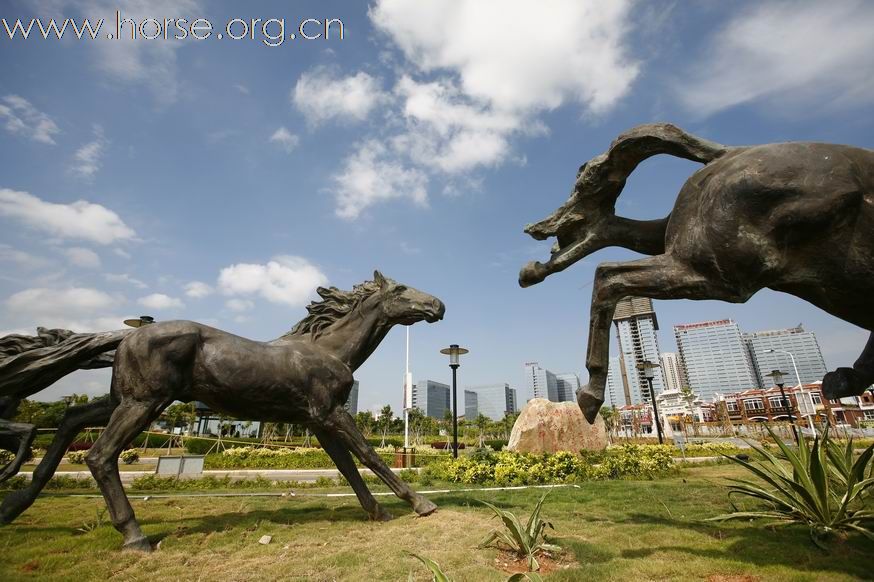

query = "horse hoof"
[413,498,437,517]
[122,536,152,552]
[370,508,394,522]
[822,367,866,399]
[578,389,603,424]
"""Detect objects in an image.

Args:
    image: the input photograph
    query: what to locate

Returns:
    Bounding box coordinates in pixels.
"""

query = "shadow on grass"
[618,512,873,579]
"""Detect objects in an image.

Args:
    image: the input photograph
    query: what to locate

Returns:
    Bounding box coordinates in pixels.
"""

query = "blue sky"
[2,0,873,412]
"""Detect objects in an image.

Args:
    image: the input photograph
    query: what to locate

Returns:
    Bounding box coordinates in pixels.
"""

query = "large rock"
[508,398,607,454]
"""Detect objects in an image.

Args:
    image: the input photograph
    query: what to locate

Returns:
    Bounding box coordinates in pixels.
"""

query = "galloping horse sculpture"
[519,123,874,423]
[85,271,443,551]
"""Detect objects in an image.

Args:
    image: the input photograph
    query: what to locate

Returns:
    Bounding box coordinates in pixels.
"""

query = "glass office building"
[744,325,828,388]
[412,379,451,419]
[464,383,518,420]
[674,319,758,401]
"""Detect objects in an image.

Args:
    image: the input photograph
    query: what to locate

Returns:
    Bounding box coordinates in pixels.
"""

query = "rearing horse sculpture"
[87,271,444,551]
[519,123,874,423]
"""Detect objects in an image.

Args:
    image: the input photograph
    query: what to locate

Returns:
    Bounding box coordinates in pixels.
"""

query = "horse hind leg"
[0,419,36,483]
[312,426,393,521]
[822,332,874,399]
[0,397,116,524]
[86,397,170,551]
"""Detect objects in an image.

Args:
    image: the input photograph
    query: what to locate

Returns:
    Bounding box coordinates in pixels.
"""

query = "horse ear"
[373,270,388,288]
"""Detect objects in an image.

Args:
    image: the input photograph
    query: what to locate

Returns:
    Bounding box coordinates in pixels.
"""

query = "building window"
[726,401,738,412]
[743,399,764,411]
[811,393,822,405]
[864,410,874,421]
[768,396,787,408]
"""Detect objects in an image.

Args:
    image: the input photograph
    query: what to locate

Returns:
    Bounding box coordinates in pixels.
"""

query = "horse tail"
[0,329,129,398]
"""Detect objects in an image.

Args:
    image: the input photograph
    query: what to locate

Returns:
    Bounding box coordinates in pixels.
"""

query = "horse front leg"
[326,408,436,517]
[822,332,874,399]
[579,254,748,423]
[0,397,115,523]
[312,426,393,521]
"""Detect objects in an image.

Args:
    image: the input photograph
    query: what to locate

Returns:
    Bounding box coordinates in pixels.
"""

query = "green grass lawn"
[0,464,871,581]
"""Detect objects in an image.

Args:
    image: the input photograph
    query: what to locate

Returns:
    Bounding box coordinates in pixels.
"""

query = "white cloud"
[326,0,637,219]
[105,273,147,289]
[36,0,203,105]
[0,188,135,244]
[0,94,61,144]
[63,247,101,268]
[269,126,300,153]
[677,1,874,116]
[6,287,118,319]
[292,68,387,125]
[70,125,107,179]
[370,0,637,113]
[333,140,428,220]
[0,244,51,269]
[184,281,213,298]
[225,298,254,312]
[218,255,327,306]
[138,293,184,310]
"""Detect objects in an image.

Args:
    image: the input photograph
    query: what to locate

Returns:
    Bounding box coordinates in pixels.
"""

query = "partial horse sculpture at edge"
[519,123,874,423]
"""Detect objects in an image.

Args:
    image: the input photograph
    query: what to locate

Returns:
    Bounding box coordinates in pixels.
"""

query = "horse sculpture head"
[287,271,445,341]
[519,158,621,288]
[370,270,445,325]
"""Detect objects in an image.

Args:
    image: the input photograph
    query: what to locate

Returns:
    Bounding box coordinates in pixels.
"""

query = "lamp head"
[636,360,659,380]
[765,369,786,386]
[440,343,469,367]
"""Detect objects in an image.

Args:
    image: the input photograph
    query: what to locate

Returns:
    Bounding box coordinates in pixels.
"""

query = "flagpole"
[404,326,410,449]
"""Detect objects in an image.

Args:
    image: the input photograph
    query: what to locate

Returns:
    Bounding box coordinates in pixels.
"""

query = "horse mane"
[0,328,76,359]
[283,280,381,340]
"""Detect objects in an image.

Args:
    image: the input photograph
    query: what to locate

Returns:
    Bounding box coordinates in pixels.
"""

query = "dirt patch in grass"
[706,576,761,582]
[493,549,575,575]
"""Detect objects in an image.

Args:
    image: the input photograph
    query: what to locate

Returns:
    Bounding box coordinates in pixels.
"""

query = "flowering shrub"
[425,446,674,486]
[0,449,15,466]
[67,450,88,464]
[119,449,140,464]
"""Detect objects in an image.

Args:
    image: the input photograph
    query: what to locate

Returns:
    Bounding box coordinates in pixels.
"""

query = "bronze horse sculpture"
[82,271,443,551]
[519,123,874,423]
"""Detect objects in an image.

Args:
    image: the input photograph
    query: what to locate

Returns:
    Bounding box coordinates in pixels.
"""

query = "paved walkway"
[20,467,416,484]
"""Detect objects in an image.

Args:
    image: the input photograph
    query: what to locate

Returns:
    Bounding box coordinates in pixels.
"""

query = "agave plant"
[478,491,561,571]
[708,426,874,547]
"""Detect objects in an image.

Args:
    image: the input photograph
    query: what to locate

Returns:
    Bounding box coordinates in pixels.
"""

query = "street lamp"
[765,348,814,430]
[123,315,155,328]
[765,369,799,443]
[637,360,664,444]
[439,344,468,459]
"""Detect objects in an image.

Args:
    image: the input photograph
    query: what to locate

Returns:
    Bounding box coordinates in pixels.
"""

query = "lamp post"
[765,348,814,430]
[123,315,155,328]
[439,344,468,459]
[637,360,663,444]
[765,369,799,443]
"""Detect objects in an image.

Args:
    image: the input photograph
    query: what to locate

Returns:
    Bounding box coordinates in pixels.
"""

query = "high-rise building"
[744,325,828,388]
[344,380,359,415]
[524,362,559,401]
[613,297,666,404]
[674,319,758,401]
[465,383,518,420]
[604,356,626,407]
[660,352,686,392]
[509,388,518,415]
[412,379,451,419]
[464,390,478,419]
[554,373,580,402]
